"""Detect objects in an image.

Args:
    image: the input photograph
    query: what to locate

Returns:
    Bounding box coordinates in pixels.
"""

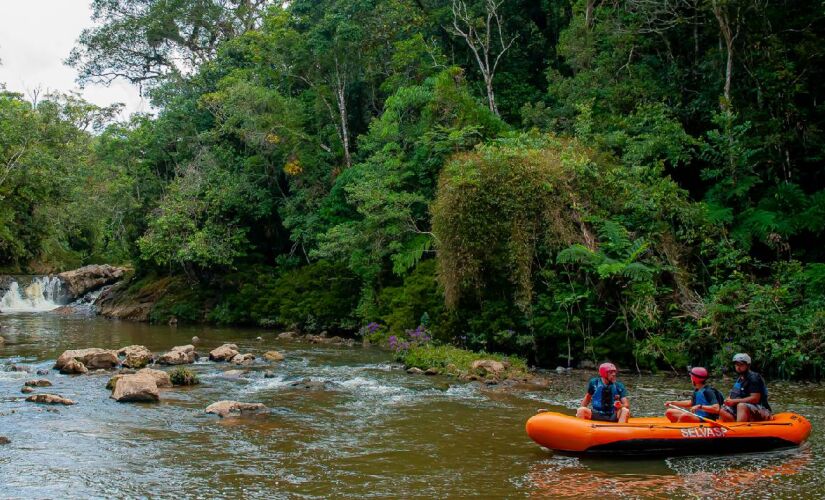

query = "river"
[0,312,822,498]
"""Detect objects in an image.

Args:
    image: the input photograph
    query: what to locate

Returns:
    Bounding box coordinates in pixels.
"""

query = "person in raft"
[663,367,724,422]
[719,353,773,422]
[576,362,630,423]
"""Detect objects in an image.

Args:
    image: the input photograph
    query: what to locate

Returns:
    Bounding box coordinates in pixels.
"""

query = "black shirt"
[729,370,771,411]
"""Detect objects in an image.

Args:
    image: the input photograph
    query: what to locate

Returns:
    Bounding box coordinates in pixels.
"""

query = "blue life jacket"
[590,377,625,416]
[692,386,723,420]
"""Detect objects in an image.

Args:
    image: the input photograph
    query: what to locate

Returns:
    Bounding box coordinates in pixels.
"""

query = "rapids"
[0,313,822,498]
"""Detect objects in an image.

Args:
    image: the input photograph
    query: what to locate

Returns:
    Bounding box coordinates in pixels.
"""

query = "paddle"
[666,403,735,431]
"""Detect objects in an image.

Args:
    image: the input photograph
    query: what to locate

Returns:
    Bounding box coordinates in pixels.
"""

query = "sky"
[0,0,146,118]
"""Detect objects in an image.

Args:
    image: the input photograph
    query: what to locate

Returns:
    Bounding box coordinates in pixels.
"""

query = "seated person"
[719,353,772,422]
[664,367,723,422]
[576,362,630,423]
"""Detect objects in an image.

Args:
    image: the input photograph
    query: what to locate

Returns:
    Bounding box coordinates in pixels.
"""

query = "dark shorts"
[591,412,619,422]
[721,403,773,422]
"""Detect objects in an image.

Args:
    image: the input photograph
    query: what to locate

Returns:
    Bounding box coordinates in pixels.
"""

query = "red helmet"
[689,367,709,381]
[599,362,618,378]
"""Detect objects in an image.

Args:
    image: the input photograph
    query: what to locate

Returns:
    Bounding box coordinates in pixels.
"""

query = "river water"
[0,313,822,499]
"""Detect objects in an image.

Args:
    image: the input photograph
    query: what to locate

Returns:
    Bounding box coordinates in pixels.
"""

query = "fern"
[556,244,599,266]
[391,234,433,276]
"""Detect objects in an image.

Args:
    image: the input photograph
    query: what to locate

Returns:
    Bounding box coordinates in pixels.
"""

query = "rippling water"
[0,313,822,498]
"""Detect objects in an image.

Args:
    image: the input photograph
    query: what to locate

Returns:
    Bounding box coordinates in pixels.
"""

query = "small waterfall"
[0,276,64,312]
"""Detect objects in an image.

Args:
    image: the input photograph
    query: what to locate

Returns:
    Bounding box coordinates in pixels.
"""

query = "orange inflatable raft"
[526,411,811,456]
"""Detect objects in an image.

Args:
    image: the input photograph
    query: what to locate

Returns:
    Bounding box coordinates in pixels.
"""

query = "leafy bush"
[398,344,528,378]
[169,367,200,386]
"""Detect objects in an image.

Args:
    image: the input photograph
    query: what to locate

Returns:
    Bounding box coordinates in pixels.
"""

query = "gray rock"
[191,336,201,344]
[277,331,298,340]
[406,367,425,375]
[231,353,255,365]
[288,378,337,391]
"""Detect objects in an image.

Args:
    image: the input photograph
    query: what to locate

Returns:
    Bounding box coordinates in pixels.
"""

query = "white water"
[0,276,63,312]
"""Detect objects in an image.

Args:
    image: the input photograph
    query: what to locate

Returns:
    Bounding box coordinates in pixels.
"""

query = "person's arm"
[665,399,692,408]
[581,393,592,408]
[619,396,629,410]
[725,392,760,406]
[690,402,721,414]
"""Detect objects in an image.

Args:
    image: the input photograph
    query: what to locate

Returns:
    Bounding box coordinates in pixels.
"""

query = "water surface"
[0,313,821,498]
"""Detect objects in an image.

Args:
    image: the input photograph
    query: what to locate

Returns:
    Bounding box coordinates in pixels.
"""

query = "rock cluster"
[55,348,119,374]
[24,379,52,387]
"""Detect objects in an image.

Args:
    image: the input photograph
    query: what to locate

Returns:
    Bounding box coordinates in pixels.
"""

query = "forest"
[1,0,823,377]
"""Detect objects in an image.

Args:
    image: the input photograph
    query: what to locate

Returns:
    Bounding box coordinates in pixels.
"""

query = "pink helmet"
[599,362,617,378]
[689,367,709,382]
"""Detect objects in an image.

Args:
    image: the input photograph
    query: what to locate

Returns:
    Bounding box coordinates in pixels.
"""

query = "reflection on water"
[0,313,822,498]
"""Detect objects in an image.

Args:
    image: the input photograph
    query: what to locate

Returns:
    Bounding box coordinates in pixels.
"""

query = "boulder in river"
[406,367,425,375]
[231,353,255,365]
[117,345,153,369]
[0,436,9,445]
[55,348,119,371]
[21,386,34,394]
[277,331,298,340]
[26,394,75,405]
[191,336,200,344]
[60,359,89,375]
[24,379,52,387]
[263,351,285,362]
[110,373,159,402]
[205,400,268,418]
[57,264,127,299]
[157,345,198,365]
[208,344,239,362]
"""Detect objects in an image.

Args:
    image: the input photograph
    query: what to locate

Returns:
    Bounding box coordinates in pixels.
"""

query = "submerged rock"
[9,365,30,372]
[55,348,119,371]
[0,436,9,445]
[205,400,268,418]
[36,369,49,375]
[231,353,255,365]
[287,378,338,391]
[263,351,285,362]
[24,379,52,387]
[117,345,153,369]
[208,344,239,362]
[57,264,127,299]
[111,373,159,402]
[21,386,34,394]
[221,369,248,379]
[26,394,75,405]
[424,367,439,376]
[157,345,198,365]
[263,370,276,379]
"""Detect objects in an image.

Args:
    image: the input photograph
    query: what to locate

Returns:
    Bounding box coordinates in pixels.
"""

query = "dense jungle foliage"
[1,0,824,378]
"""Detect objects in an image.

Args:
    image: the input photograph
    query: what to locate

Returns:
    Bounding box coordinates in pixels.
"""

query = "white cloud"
[0,0,147,118]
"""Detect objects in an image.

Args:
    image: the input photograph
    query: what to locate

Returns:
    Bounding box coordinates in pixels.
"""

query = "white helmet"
[732,353,751,365]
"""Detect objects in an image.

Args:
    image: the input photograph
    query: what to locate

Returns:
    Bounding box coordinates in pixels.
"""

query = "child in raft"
[664,367,724,422]
[576,362,630,423]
